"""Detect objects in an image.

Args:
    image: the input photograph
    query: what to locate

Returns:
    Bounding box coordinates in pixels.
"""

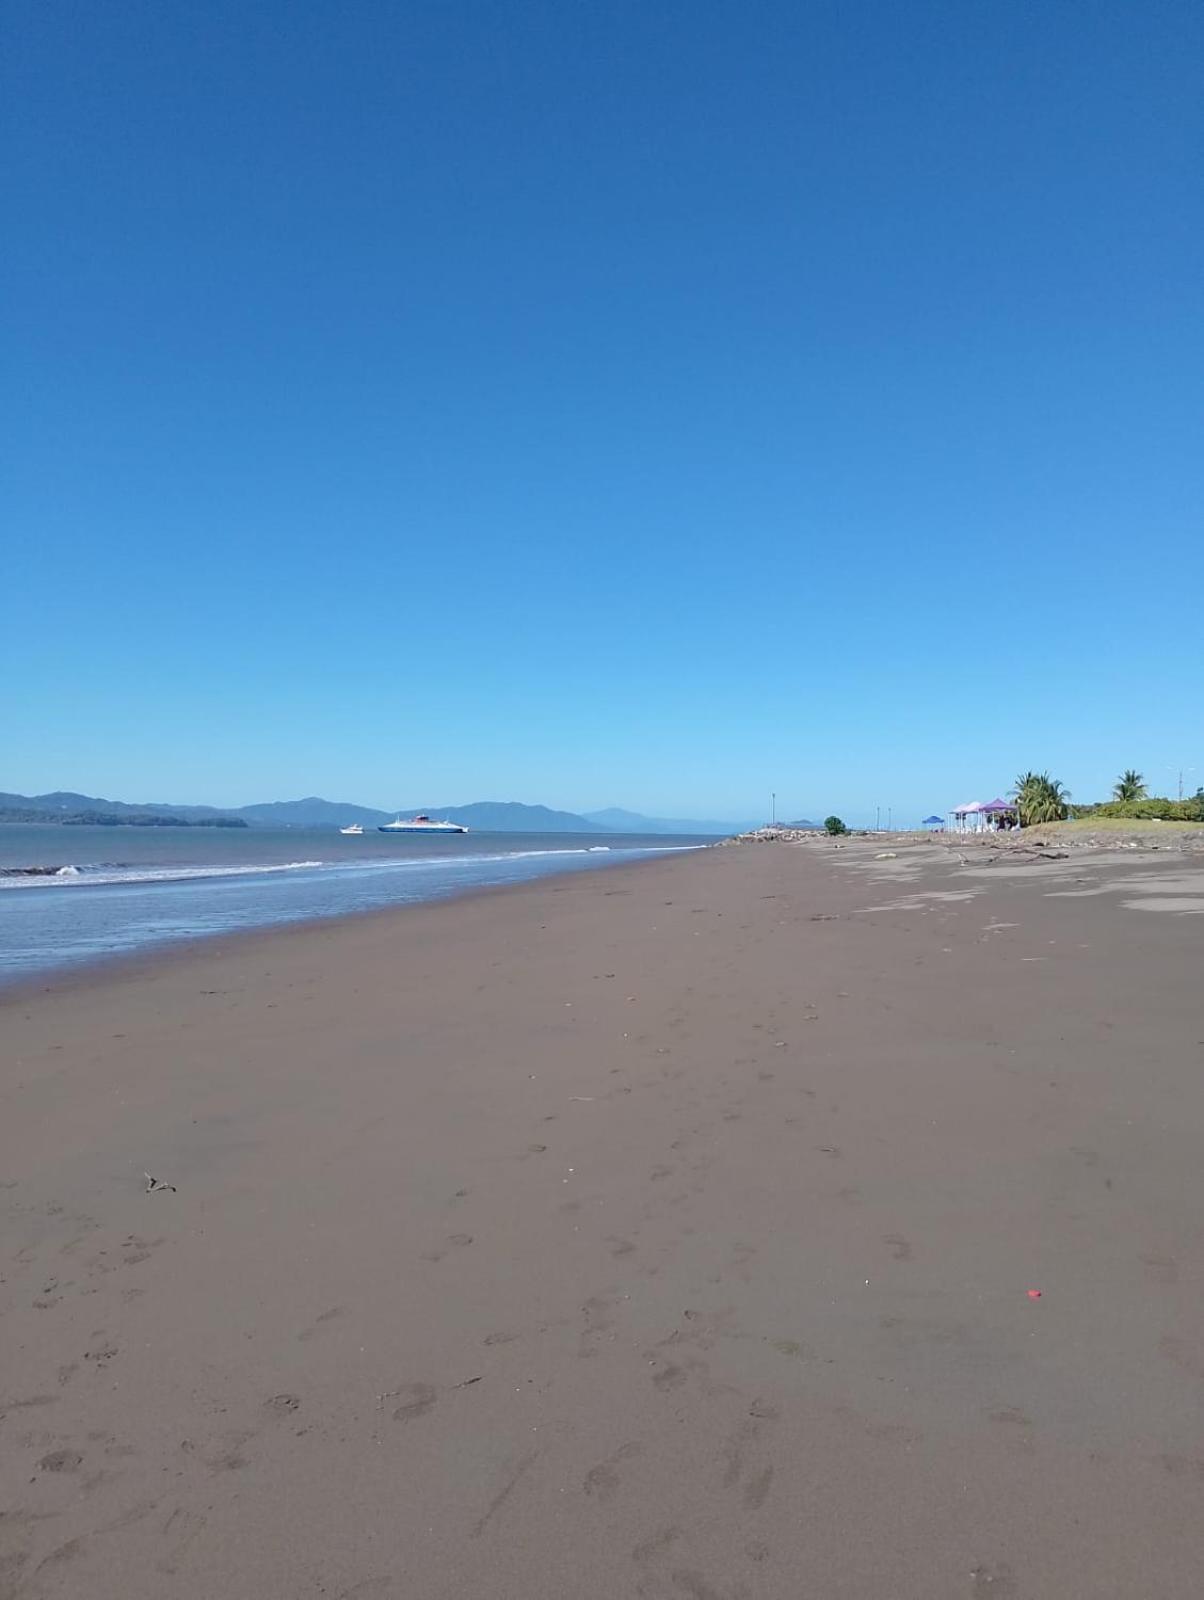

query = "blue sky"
[5,1,1201,824]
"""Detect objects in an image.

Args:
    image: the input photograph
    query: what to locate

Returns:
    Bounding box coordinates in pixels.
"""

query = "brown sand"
[3,840,1204,1599]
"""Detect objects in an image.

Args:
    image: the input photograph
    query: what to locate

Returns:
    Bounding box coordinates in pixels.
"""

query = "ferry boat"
[378,814,468,834]
[339,823,364,835]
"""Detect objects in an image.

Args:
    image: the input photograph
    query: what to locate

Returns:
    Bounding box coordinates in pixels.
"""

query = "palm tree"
[1011,771,1070,827]
[1113,769,1147,802]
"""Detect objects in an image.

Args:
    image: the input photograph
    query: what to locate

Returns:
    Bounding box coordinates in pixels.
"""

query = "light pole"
[771,792,776,826]
[1167,766,1195,802]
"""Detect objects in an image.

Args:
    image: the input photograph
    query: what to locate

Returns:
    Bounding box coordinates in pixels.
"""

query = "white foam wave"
[0,842,705,891]
[0,860,325,889]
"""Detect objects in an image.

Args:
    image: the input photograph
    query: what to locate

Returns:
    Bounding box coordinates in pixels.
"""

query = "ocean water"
[0,824,708,985]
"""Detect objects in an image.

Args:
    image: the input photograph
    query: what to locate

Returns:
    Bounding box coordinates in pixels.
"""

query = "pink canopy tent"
[952,798,1018,832]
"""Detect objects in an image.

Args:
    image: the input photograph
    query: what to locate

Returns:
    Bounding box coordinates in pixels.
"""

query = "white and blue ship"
[377,814,468,834]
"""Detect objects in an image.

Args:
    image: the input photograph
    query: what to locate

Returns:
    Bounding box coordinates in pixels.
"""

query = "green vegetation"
[1071,794,1204,823]
[1037,817,1203,839]
[0,807,247,828]
[1007,765,1203,826]
[824,815,848,836]
[1011,772,1070,827]
[1112,769,1147,802]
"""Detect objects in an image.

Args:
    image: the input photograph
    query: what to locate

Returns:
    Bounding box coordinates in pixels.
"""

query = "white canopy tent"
[950,801,988,834]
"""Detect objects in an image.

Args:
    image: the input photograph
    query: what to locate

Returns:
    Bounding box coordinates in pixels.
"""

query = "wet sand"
[3,839,1204,1599]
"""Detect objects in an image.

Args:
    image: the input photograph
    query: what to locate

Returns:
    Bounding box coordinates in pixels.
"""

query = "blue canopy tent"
[922,815,945,829]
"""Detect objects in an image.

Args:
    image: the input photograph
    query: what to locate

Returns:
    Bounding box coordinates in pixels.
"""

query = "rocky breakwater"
[722,826,825,844]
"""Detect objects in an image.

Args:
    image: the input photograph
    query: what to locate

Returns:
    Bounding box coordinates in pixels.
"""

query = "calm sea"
[0,824,708,985]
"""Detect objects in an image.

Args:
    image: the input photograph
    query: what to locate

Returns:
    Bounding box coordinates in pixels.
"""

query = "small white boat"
[339,823,364,835]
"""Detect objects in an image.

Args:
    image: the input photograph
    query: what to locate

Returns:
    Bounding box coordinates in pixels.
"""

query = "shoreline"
[0,845,705,1004]
[0,842,709,1001]
[4,840,1204,1597]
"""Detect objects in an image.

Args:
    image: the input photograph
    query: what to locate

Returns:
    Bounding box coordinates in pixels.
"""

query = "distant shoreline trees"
[0,808,247,828]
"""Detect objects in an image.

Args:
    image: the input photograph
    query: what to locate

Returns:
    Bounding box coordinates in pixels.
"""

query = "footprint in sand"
[207,1434,254,1473]
[671,1569,727,1600]
[422,1235,474,1263]
[583,1442,644,1502]
[1141,1254,1179,1285]
[632,1525,681,1565]
[987,1407,1031,1428]
[742,1465,773,1510]
[298,1307,345,1342]
[1159,1335,1204,1379]
[768,1338,807,1358]
[390,1383,437,1423]
[579,1294,618,1357]
[1157,1454,1204,1479]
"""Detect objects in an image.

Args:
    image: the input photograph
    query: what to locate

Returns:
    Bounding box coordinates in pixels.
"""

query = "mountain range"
[0,790,762,836]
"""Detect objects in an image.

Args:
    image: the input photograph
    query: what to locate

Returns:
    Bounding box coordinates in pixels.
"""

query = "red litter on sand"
[1027,1289,1043,1300]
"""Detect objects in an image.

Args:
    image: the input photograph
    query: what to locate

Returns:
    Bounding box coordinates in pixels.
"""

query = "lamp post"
[1167,767,1195,802]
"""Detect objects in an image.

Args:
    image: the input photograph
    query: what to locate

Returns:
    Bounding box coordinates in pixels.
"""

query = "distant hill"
[238,798,604,832]
[0,790,601,833]
[0,790,237,823]
[0,804,245,828]
[584,808,755,836]
[0,790,756,835]
[418,802,602,833]
[236,797,392,828]
[782,818,823,831]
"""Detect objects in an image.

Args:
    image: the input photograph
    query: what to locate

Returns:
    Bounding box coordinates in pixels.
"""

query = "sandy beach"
[3,838,1204,1599]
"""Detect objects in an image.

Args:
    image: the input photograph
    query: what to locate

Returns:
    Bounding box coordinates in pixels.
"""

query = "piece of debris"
[569,1096,595,1102]
[875,851,897,859]
[1026,1289,1043,1300]
[144,1171,176,1193]
[452,1375,483,1389]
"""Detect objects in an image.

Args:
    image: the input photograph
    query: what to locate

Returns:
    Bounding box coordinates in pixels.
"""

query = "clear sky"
[5,1,1202,825]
